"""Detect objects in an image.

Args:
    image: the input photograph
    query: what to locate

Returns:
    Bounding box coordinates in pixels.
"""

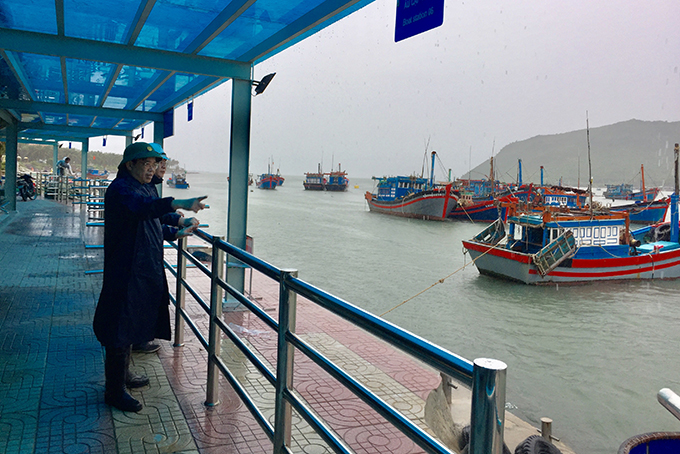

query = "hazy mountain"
[466,119,680,189]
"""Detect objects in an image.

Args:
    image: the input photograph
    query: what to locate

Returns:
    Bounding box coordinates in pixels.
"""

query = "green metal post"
[5,118,18,211]
[154,121,164,197]
[226,77,252,297]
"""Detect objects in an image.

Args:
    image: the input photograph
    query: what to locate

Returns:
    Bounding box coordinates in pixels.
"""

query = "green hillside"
[467,119,680,189]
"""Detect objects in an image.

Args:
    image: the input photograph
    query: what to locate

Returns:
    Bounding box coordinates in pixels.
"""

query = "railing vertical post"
[173,236,187,347]
[469,358,507,454]
[274,269,298,453]
[205,236,224,406]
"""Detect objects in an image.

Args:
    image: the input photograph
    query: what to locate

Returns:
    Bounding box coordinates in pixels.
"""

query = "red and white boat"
[462,203,680,284]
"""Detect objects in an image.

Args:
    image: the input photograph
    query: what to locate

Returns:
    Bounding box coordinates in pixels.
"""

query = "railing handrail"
[658,388,680,422]
[198,229,474,385]
[168,228,506,454]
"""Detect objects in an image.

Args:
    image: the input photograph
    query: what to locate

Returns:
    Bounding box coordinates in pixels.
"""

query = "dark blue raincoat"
[93,168,176,348]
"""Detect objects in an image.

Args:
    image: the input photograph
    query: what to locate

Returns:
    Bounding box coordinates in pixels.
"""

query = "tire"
[654,224,671,242]
[459,425,512,454]
[514,435,562,454]
[19,187,28,201]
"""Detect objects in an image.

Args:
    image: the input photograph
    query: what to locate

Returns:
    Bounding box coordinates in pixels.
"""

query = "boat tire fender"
[514,435,563,454]
[458,425,511,454]
[654,224,671,242]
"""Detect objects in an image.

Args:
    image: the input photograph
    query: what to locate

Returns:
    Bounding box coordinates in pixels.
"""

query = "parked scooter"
[17,174,37,201]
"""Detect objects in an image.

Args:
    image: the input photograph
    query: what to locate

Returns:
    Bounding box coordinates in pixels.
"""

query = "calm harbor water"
[165,172,680,454]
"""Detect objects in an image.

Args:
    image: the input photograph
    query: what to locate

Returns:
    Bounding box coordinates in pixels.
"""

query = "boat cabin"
[374,176,429,200]
[505,213,628,255]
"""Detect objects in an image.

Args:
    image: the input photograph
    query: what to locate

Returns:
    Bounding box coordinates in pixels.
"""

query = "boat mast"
[430,151,436,188]
[641,164,647,202]
[586,112,593,217]
[518,159,522,186]
[490,139,495,195]
[672,143,679,243]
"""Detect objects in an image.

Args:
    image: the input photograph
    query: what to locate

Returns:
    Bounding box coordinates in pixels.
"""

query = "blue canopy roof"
[0,0,374,141]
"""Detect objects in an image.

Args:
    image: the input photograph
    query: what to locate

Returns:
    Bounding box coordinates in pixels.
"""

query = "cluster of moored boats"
[365,149,680,285]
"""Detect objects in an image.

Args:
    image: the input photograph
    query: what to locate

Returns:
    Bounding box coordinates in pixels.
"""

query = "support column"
[81,139,88,178]
[226,78,251,297]
[4,118,18,211]
[154,121,164,197]
[52,143,58,174]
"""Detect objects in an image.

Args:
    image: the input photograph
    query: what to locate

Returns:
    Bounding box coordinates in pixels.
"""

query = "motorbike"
[17,174,37,201]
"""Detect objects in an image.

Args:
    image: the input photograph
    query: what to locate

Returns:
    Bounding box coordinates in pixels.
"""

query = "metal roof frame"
[0,0,373,141]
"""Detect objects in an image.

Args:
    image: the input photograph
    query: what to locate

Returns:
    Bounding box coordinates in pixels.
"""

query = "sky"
[89,0,680,180]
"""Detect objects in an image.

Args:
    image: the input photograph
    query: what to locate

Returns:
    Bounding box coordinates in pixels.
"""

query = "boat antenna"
[490,138,496,195]
[468,146,472,180]
[421,137,431,178]
[586,111,593,217]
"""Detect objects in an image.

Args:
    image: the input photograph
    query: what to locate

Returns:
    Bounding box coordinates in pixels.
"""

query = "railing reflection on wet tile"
[164,229,508,454]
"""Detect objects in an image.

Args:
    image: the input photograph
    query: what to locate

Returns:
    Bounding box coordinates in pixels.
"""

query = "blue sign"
[395,0,445,42]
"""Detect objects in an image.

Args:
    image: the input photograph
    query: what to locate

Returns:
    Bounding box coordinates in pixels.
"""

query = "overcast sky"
[92,0,680,179]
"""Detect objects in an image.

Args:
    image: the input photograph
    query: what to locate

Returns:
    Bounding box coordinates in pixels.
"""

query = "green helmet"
[119,142,165,166]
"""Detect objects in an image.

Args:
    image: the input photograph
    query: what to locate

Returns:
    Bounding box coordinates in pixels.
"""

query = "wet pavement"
[0,198,446,454]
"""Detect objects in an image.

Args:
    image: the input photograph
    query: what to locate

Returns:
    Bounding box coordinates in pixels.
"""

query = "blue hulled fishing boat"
[364,151,457,220]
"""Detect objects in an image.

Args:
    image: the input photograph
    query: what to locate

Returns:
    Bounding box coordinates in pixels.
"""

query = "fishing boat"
[462,198,680,284]
[325,164,349,191]
[87,168,109,180]
[304,164,326,190]
[448,194,514,222]
[603,183,659,201]
[166,172,189,189]
[365,151,457,220]
[610,197,670,225]
[257,173,278,190]
[603,164,660,201]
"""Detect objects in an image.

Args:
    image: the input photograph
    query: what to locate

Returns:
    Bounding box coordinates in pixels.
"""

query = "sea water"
[165,172,680,454]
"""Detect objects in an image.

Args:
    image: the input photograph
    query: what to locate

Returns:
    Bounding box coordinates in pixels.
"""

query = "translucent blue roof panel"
[91,117,119,130]
[17,53,64,103]
[199,0,299,59]
[135,0,224,52]
[0,0,57,34]
[63,0,142,44]
[146,73,202,105]
[108,65,163,109]
[1,0,376,141]
[66,59,117,107]
[67,114,95,127]
[43,113,67,125]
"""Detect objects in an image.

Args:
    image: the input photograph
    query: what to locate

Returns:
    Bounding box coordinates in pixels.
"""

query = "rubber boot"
[124,346,150,389]
[104,346,143,412]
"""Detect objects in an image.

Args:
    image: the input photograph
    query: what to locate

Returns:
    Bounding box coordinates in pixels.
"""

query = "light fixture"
[253,73,276,96]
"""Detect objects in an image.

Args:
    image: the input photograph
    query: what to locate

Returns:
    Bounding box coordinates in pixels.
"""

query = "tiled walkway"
[0,199,445,454]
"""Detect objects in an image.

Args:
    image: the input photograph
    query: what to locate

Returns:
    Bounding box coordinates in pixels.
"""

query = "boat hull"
[611,198,670,224]
[365,190,456,221]
[462,239,680,284]
[326,184,348,191]
[604,187,660,201]
[303,182,325,190]
[448,200,508,222]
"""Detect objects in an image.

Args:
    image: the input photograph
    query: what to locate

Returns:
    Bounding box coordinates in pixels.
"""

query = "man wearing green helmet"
[93,142,207,412]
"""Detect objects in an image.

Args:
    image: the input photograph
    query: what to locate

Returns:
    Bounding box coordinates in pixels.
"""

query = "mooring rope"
[379,241,502,317]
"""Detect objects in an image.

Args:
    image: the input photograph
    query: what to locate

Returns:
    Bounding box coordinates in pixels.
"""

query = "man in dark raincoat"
[93,142,207,412]
[132,151,199,354]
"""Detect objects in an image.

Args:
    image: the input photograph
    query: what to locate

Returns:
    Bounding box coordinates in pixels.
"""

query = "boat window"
[513,224,523,240]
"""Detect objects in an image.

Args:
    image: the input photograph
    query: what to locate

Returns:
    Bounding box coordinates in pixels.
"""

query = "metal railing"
[165,229,508,454]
